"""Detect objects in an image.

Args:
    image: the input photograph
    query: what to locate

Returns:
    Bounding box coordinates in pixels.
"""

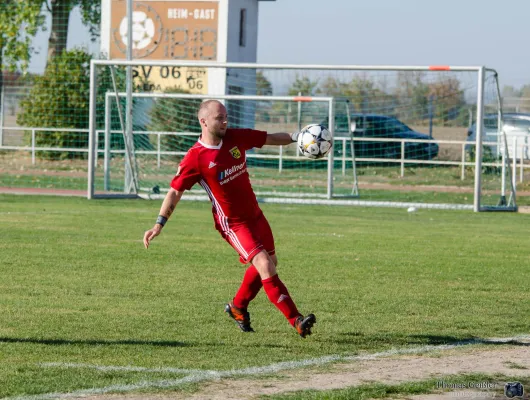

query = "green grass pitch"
[0,194,529,397]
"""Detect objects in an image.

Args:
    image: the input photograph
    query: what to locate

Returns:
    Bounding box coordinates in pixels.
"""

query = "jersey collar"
[198,138,223,149]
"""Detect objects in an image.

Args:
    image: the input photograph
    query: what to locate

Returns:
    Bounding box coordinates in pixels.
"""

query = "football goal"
[87,60,516,212]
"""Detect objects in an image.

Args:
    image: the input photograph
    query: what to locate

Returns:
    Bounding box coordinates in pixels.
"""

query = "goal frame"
[96,91,337,199]
[88,60,514,212]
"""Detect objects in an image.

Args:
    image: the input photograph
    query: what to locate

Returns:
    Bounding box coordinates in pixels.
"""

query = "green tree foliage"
[428,77,465,125]
[395,72,429,121]
[270,75,320,125]
[0,0,44,71]
[318,75,397,115]
[520,85,530,99]
[0,0,44,121]
[256,71,273,96]
[288,75,319,96]
[45,0,101,63]
[147,87,202,152]
[254,71,273,122]
[502,85,520,99]
[17,49,91,158]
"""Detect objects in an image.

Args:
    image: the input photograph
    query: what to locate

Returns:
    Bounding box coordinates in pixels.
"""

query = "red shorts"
[215,212,276,264]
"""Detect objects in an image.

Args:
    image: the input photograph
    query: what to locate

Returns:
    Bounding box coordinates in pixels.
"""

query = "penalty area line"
[8,334,530,400]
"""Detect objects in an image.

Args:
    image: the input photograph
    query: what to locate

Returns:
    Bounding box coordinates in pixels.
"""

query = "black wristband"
[156,215,168,226]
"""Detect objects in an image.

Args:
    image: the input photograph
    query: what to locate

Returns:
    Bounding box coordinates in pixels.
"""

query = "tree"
[147,87,202,152]
[45,0,101,63]
[288,75,319,96]
[256,71,272,96]
[254,72,273,122]
[502,85,520,99]
[318,75,397,115]
[0,0,44,125]
[428,77,465,125]
[395,72,429,122]
[519,84,530,99]
[0,0,43,72]
[17,49,91,158]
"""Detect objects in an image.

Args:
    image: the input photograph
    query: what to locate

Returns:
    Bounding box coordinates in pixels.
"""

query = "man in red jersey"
[143,99,316,338]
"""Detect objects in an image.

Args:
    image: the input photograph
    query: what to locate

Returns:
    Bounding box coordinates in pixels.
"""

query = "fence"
[1,126,529,185]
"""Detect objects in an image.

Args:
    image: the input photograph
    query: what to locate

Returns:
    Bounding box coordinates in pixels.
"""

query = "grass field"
[0,194,529,398]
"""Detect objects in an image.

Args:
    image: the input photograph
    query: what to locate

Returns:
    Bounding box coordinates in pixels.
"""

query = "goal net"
[88,60,517,211]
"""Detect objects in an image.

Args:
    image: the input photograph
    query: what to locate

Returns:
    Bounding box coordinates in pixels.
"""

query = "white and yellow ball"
[297,124,333,159]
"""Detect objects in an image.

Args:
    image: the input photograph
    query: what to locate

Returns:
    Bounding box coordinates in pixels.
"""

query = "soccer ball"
[297,124,333,159]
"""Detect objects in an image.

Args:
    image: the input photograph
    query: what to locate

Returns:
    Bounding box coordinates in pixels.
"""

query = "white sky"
[29,0,529,89]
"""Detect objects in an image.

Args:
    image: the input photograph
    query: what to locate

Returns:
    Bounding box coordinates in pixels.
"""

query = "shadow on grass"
[0,337,188,347]
[0,337,291,350]
[334,332,530,347]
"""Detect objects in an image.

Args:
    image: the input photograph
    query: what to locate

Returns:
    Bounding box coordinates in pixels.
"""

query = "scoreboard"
[109,0,219,93]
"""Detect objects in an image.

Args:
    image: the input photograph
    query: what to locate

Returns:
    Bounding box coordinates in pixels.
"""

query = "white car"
[465,113,530,160]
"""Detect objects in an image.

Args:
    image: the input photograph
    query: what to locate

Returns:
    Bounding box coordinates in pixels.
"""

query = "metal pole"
[104,94,111,191]
[500,144,506,202]
[31,129,35,165]
[88,62,97,199]
[512,137,517,191]
[157,134,161,169]
[297,92,302,126]
[342,139,346,176]
[461,144,466,180]
[400,141,405,177]
[0,83,4,147]
[519,149,528,183]
[296,92,302,157]
[125,0,135,193]
[473,67,485,212]
[327,99,334,199]
[428,95,434,139]
[92,60,484,72]
[279,145,283,174]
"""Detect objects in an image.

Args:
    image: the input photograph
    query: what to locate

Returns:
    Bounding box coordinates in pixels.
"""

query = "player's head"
[198,100,228,139]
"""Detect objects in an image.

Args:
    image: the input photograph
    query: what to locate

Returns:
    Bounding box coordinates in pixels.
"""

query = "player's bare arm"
[143,188,184,249]
[264,132,300,146]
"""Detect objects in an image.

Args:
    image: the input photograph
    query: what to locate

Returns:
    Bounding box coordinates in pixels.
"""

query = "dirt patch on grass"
[77,345,529,400]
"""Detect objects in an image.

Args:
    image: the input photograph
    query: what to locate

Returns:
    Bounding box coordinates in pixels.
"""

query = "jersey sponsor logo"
[229,146,241,159]
[218,161,246,181]
[208,161,217,169]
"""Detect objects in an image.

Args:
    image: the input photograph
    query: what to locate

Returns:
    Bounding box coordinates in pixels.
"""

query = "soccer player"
[143,100,316,338]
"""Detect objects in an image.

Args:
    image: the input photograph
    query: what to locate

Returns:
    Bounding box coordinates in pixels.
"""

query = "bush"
[17,49,91,159]
[147,87,202,152]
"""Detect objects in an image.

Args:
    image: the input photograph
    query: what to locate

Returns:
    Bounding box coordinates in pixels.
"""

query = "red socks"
[262,274,300,326]
[232,265,262,309]
[233,268,301,326]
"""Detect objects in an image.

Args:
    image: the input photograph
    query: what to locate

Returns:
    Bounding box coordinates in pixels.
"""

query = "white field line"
[39,363,216,375]
[6,335,530,400]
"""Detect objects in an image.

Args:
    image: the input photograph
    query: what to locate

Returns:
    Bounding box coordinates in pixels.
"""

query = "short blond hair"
[198,99,223,119]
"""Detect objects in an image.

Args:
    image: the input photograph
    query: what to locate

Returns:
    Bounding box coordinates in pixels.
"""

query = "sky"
[28,0,530,89]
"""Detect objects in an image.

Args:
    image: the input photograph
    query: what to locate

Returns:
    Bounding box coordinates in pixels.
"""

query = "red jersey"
[170,128,267,225]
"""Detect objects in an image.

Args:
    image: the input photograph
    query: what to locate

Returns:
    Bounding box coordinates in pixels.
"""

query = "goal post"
[95,91,338,200]
[88,60,517,212]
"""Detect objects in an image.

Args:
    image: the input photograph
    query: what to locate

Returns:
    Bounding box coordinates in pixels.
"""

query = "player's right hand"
[143,225,162,249]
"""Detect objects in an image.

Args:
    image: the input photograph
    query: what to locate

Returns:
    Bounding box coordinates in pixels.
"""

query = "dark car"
[323,113,439,160]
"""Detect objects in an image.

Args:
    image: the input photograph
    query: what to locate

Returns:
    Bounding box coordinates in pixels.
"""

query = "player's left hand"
[143,225,162,249]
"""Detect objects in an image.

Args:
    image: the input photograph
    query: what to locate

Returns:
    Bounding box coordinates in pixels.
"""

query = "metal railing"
[1,127,529,185]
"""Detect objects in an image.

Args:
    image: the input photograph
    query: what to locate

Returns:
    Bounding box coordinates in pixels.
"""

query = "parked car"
[465,113,530,160]
[322,114,439,160]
